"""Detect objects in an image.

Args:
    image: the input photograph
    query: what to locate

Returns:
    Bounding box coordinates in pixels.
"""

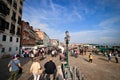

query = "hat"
[13,54,19,58]
[49,57,53,61]
[33,57,39,61]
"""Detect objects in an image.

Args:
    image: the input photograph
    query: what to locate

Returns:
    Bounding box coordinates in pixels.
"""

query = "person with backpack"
[44,58,57,80]
[8,54,22,80]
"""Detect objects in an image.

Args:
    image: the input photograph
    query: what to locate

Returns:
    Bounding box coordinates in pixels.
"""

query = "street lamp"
[64,31,70,68]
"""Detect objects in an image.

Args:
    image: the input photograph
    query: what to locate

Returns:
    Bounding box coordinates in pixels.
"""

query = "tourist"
[8,54,21,80]
[30,57,42,80]
[114,50,119,63]
[44,58,57,80]
[107,51,112,63]
[89,53,93,63]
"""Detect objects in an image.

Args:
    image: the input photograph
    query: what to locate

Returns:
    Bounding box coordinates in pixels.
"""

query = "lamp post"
[64,31,70,68]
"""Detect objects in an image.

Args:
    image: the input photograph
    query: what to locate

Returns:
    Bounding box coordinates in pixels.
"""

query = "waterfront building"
[20,21,37,50]
[34,29,50,47]
[0,0,24,57]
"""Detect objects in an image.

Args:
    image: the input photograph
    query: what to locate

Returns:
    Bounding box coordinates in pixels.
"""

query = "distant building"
[34,29,50,47]
[50,39,59,47]
[0,0,24,56]
[20,21,37,49]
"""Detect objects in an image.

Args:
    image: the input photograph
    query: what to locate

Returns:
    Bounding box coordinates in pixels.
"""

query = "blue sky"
[22,0,120,45]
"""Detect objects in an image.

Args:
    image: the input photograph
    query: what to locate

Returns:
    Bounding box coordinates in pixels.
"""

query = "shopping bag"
[38,69,42,74]
[18,67,22,74]
[9,67,12,72]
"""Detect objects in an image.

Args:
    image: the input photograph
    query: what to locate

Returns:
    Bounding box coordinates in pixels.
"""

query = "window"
[5,21,9,29]
[1,48,5,53]
[18,16,21,24]
[0,1,10,15]
[7,0,12,5]
[16,27,20,35]
[10,37,12,42]
[9,47,11,52]
[16,38,19,42]
[13,2,17,10]
[10,24,15,34]
[2,35,6,41]
[0,18,5,31]
[12,11,16,21]
[19,8,22,15]
[16,47,18,51]
[0,19,9,30]
[20,1,23,6]
[0,18,2,27]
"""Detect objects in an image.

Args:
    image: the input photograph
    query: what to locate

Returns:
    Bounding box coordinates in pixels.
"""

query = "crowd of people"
[7,46,61,80]
[8,54,57,80]
[107,50,119,63]
[20,47,62,60]
[7,46,119,80]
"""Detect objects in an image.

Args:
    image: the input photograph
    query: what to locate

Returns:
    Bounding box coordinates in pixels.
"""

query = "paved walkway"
[18,55,62,80]
[0,55,62,80]
[0,53,120,80]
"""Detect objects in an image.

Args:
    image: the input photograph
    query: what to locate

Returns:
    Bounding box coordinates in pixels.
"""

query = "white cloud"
[49,0,55,12]
[99,16,120,30]
[73,9,82,20]
[70,29,120,44]
[75,12,82,20]
[69,15,120,44]
[22,0,120,45]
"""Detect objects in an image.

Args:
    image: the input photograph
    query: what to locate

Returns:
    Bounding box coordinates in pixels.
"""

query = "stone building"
[50,39,59,47]
[0,0,24,57]
[34,29,50,47]
[20,21,37,49]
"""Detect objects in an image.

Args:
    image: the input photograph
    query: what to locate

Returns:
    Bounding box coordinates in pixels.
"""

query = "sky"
[22,0,120,45]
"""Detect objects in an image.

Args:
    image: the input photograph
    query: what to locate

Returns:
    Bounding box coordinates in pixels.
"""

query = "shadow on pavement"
[27,72,47,80]
[98,57,116,63]
[98,57,108,62]
[28,70,57,80]
[0,57,31,80]
[83,58,89,62]
[0,58,11,80]
[28,75,33,80]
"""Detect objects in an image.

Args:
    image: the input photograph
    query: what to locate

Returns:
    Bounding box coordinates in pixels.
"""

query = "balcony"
[19,8,22,15]
[7,0,12,5]
[11,17,16,22]
[18,16,21,25]
[0,1,10,16]
[10,24,15,34]
[16,31,21,35]
[13,2,17,10]
[0,18,5,32]
[20,1,23,6]
[10,30,15,34]
[0,13,6,18]
[16,28,21,35]
[24,27,29,32]
[0,26,5,32]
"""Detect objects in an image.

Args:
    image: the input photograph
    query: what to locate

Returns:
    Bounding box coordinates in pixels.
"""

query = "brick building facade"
[20,21,36,48]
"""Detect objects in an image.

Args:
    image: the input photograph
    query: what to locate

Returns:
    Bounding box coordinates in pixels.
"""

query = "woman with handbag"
[8,54,21,80]
[30,57,42,80]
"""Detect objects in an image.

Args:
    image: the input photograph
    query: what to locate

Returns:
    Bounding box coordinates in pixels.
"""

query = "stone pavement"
[18,55,62,80]
[0,55,62,80]
[0,53,120,80]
